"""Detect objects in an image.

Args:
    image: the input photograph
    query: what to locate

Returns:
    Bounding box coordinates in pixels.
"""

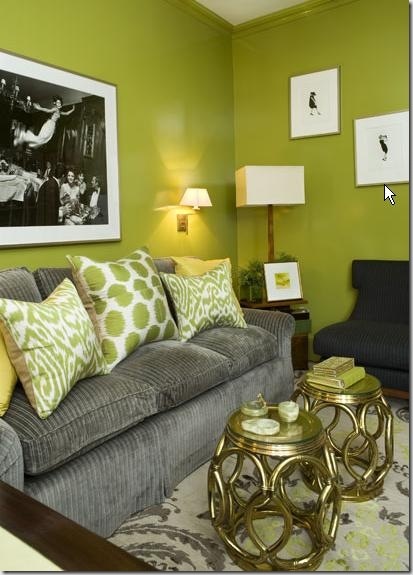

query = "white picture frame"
[0,49,120,247]
[264,262,303,302]
[290,66,340,139]
[354,110,409,186]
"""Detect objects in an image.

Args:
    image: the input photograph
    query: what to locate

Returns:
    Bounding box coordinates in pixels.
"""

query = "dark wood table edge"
[0,481,156,571]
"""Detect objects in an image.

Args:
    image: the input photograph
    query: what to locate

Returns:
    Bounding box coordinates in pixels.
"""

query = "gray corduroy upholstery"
[0,261,295,537]
[0,419,24,490]
[313,260,409,394]
[0,267,42,302]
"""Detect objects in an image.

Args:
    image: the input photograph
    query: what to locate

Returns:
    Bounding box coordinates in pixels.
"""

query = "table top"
[299,374,382,403]
[0,481,156,571]
[226,405,324,456]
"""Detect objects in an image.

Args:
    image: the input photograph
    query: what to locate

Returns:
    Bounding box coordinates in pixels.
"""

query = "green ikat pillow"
[0,278,109,419]
[67,247,178,370]
[160,260,247,341]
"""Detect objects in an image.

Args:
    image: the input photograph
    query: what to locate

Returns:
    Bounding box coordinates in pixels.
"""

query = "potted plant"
[238,260,265,303]
[238,254,297,303]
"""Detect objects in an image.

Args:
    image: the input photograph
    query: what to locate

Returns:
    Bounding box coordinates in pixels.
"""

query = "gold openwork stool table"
[207,406,341,571]
[292,374,394,501]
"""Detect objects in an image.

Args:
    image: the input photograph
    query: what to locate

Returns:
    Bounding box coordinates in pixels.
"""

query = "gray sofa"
[0,258,295,537]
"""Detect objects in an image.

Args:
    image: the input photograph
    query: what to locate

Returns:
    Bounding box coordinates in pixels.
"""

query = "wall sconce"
[177,187,212,233]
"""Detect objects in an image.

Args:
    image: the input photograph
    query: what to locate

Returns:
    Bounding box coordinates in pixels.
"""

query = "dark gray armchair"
[313,260,409,398]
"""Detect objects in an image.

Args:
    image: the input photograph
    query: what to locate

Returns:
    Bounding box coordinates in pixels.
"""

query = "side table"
[240,299,310,370]
[292,374,394,501]
[208,405,341,571]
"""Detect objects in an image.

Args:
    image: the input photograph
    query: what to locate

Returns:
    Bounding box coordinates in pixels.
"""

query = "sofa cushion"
[0,331,17,416]
[160,261,246,341]
[153,257,176,274]
[3,337,231,474]
[67,247,178,370]
[33,267,74,299]
[171,256,227,276]
[191,325,279,379]
[313,320,409,371]
[0,267,42,302]
[127,339,231,411]
[0,279,109,419]
[3,367,158,475]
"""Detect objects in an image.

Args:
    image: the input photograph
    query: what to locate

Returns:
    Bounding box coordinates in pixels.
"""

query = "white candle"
[278,400,299,422]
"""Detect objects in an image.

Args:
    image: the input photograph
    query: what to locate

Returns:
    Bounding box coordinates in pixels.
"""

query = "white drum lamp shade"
[235,166,305,262]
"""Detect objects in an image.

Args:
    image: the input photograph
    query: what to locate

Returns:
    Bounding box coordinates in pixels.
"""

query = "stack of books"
[306,356,365,390]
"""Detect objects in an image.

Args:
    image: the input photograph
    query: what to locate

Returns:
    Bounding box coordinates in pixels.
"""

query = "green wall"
[0,0,236,269]
[232,0,409,358]
[0,0,409,361]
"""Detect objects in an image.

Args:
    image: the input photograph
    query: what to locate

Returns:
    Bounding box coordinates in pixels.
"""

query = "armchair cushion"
[313,320,409,371]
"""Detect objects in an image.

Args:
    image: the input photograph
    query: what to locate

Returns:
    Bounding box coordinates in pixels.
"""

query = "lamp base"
[267,204,275,262]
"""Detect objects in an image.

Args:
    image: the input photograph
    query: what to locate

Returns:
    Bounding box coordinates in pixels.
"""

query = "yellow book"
[306,366,366,389]
[313,356,355,377]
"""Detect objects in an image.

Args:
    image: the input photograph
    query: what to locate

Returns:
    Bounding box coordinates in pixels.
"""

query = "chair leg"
[381,387,409,400]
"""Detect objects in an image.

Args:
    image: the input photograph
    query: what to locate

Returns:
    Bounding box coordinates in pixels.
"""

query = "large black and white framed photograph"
[354,110,409,186]
[290,66,340,139]
[0,50,120,247]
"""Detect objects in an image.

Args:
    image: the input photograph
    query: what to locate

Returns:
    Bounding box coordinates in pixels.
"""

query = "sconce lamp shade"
[179,188,212,210]
[235,166,305,207]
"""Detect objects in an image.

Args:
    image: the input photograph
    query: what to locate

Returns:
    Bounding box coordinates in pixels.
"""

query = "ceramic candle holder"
[240,393,268,417]
[241,418,280,435]
[278,400,299,422]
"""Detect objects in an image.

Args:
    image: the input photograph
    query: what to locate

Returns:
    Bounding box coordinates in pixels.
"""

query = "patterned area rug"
[109,397,409,571]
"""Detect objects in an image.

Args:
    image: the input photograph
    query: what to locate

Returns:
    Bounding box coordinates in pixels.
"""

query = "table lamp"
[235,166,305,262]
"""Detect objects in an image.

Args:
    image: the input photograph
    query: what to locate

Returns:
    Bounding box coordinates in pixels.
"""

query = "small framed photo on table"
[289,66,340,139]
[264,262,303,302]
[354,110,409,186]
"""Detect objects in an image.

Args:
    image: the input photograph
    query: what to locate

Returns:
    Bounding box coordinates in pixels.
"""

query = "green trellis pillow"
[0,278,109,419]
[160,260,247,341]
[67,247,178,370]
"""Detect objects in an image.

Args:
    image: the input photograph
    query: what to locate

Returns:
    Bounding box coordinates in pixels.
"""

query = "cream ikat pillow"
[0,278,108,419]
[67,247,178,370]
[160,260,247,341]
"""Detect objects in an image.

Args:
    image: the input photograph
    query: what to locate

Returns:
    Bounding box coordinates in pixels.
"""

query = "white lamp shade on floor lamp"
[235,165,305,261]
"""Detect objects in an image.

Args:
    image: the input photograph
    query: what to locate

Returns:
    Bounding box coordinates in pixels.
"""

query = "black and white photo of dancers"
[0,67,109,228]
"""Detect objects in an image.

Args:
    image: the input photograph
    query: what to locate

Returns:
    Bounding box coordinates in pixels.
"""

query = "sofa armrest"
[0,419,24,490]
[242,308,295,358]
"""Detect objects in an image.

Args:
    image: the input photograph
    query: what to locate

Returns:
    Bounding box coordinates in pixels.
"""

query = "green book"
[306,366,366,389]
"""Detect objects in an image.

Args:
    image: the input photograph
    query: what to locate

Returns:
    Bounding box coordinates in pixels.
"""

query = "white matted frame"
[290,66,340,139]
[264,262,303,302]
[0,49,120,247]
[354,110,409,186]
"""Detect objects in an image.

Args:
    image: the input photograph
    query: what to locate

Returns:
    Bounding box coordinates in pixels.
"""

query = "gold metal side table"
[208,406,341,571]
[292,374,394,502]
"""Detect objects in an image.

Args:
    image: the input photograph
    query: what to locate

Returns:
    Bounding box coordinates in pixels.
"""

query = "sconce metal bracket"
[177,214,188,233]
